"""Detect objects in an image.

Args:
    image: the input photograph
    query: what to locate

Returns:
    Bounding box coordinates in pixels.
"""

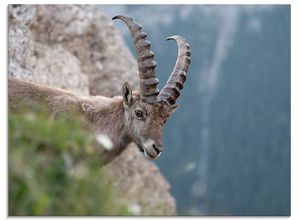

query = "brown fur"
[9,78,178,163]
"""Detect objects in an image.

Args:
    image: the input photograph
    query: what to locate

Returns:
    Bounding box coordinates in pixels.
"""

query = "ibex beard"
[9,14,191,164]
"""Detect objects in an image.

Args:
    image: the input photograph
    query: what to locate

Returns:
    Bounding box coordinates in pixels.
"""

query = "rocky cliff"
[8,5,176,215]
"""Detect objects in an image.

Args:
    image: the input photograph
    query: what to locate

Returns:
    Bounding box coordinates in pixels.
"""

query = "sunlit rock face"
[8,5,176,215]
[9,5,140,97]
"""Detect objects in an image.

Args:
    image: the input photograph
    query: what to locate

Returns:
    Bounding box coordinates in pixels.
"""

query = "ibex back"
[8,15,191,164]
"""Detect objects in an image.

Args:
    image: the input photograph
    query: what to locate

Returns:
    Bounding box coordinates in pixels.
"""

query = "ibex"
[9,15,191,163]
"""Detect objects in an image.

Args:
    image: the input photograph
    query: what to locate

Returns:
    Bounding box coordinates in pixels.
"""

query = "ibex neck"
[85,96,130,162]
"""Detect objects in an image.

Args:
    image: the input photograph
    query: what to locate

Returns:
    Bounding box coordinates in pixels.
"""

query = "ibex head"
[113,15,191,159]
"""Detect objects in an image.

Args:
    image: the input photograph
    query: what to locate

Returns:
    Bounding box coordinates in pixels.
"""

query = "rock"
[103,143,176,215]
[33,43,89,96]
[8,5,176,215]
[31,5,139,97]
[8,5,36,82]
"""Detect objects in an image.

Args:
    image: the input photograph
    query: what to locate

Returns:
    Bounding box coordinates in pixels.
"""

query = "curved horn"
[112,15,159,103]
[159,35,191,106]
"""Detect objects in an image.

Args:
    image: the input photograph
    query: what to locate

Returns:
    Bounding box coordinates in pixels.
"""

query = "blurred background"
[100,5,290,215]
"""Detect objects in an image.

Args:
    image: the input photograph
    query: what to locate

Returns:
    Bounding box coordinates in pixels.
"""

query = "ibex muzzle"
[113,15,191,159]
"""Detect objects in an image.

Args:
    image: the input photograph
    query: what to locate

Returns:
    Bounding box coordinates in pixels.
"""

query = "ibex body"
[9,15,191,163]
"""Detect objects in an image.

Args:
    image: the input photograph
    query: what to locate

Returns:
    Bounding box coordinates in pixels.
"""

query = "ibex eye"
[135,110,143,118]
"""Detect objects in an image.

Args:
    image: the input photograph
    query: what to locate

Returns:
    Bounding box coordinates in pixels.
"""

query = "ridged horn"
[112,15,160,103]
[159,35,191,106]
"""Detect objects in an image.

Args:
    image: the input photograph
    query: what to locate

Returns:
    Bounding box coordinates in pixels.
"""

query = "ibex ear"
[171,104,180,113]
[122,82,133,108]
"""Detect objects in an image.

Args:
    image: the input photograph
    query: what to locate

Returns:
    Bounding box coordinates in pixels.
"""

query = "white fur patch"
[95,133,113,150]
[157,152,161,158]
[143,149,153,159]
[143,139,155,148]
[142,139,161,160]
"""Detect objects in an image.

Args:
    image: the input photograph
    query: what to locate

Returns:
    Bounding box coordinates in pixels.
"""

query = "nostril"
[152,144,162,154]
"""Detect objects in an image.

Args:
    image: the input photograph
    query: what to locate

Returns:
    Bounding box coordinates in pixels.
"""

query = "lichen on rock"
[8,5,36,82]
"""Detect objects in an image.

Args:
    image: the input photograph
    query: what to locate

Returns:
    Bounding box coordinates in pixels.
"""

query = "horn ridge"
[159,35,191,106]
[113,15,159,103]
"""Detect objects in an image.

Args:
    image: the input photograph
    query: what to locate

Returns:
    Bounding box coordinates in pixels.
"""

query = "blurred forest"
[101,5,291,215]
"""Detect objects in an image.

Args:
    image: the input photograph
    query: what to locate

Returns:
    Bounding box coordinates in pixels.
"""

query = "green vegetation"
[9,107,128,215]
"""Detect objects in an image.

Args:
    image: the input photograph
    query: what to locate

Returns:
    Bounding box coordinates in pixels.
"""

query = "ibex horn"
[112,15,160,103]
[159,35,191,106]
